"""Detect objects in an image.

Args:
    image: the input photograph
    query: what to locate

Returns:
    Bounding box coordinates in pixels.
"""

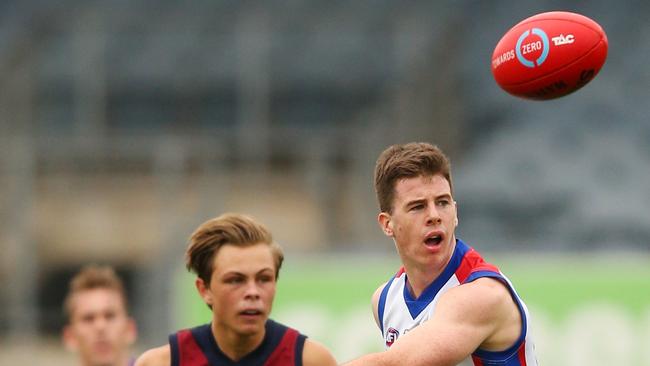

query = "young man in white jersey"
[344,142,537,366]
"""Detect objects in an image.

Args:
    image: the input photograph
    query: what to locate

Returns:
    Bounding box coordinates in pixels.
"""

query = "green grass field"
[175,253,650,365]
[272,254,650,321]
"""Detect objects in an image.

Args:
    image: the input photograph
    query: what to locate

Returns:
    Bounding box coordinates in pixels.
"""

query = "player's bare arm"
[344,277,522,366]
[303,338,338,366]
[370,282,387,329]
[134,345,170,366]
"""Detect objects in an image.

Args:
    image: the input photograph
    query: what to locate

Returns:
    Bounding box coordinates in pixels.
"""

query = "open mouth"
[93,341,112,353]
[239,309,263,316]
[424,234,443,247]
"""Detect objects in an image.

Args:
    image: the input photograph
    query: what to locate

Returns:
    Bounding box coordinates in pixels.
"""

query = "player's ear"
[62,325,78,351]
[453,200,459,226]
[378,212,394,237]
[125,317,137,345]
[196,278,213,306]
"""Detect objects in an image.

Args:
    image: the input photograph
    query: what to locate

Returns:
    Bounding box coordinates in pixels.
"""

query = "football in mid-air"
[491,11,608,100]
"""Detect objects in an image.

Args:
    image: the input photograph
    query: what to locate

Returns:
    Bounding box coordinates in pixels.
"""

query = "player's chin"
[236,322,266,336]
[236,315,267,332]
[90,352,117,366]
[91,342,116,357]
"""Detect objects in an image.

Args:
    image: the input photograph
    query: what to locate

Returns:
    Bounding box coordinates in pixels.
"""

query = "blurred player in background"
[63,264,138,366]
[135,213,337,366]
[344,142,537,366]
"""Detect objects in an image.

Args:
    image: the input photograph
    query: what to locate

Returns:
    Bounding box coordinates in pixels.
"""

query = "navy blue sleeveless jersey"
[169,319,306,366]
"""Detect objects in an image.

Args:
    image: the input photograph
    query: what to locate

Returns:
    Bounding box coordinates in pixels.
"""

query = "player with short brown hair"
[136,213,337,366]
[344,142,538,366]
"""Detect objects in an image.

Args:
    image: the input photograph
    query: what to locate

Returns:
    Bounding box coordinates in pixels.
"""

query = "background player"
[344,142,537,366]
[63,264,138,366]
[135,213,337,366]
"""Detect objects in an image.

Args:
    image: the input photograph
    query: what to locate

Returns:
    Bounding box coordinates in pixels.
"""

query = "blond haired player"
[63,265,137,366]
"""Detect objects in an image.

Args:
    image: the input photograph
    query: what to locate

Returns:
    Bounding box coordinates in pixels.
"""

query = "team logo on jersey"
[385,327,400,347]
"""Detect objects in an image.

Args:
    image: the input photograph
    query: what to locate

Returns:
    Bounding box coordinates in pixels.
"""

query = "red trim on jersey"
[455,248,500,283]
[395,267,406,277]
[264,327,299,366]
[517,340,528,366]
[455,252,474,283]
[471,354,484,366]
[177,329,209,365]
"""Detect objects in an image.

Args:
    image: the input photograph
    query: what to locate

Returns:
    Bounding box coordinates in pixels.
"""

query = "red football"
[491,11,608,100]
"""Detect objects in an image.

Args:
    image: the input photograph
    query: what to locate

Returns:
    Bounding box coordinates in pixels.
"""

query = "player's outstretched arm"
[342,277,518,366]
[134,345,171,366]
[303,338,338,366]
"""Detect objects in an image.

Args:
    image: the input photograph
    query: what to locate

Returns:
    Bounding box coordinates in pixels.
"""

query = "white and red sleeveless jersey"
[377,239,538,366]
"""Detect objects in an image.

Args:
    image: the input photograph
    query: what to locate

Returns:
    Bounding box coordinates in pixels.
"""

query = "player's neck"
[404,239,456,298]
[212,322,266,362]
[404,266,444,299]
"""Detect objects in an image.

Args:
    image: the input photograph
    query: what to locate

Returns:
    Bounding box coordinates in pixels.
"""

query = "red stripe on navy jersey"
[455,251,474,283]
[172,321,304,366]
[455,247,500,283]
[471,354,484,366]
[264,327,299,366]
[177,329,209,366]
[517,340,528,366]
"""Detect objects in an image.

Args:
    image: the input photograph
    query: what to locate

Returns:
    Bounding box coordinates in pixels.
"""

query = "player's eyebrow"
[405,193,452,206]
[255,267,274,274]
[404,198,426,207]
[435,193,453,200]
[223,267,274,277]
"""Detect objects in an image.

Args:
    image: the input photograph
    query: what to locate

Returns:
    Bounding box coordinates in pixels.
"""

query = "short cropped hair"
[374,142,453,214]
[63,265,128,320]
[185,213,284,284]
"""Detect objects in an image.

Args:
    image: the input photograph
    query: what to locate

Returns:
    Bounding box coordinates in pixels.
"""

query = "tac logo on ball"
[515,28,549,68]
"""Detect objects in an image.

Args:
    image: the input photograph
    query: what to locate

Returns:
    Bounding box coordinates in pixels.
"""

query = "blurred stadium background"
[1,1,649,365]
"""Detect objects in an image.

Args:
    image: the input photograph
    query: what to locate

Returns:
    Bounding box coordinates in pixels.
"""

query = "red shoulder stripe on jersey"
[455,254,473,284]
[471,354,484,366]
[517,340,528,366]
[264,327,299,366]
[177,329,209,366]
[455,248,500,283]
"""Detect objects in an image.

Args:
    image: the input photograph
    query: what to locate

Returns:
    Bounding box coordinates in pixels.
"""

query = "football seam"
[513,17,605,40]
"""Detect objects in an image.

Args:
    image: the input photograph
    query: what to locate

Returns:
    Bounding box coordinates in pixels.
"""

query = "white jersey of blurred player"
[377,239,538,366]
